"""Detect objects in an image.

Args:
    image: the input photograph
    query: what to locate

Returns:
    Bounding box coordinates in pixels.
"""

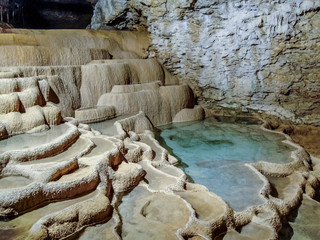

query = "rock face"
[91,0,320,126]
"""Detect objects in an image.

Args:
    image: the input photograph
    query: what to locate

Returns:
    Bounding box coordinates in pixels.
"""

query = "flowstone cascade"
[0,29,319,240]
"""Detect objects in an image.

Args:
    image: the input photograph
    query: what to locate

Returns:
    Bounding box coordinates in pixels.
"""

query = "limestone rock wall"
[92,0,320,125]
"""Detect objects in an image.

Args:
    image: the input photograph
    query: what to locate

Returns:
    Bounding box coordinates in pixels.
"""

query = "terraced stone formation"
[0,29,319,240]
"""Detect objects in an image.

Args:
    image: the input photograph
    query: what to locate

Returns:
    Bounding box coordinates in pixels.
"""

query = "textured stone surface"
[0,29,152,117]
[80,59,179,108]
[97,83,195,126]
[0,74,62,138]
[1,26,319,240]
[92,0,320,125]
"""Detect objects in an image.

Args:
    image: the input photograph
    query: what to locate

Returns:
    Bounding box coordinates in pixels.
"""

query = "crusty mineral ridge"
[1,111,319,240]
[0,74,62,138]
[92,0,320,126]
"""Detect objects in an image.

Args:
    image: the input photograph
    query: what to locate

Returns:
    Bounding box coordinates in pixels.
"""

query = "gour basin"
[155,117,296,211]
[0,124,70,154]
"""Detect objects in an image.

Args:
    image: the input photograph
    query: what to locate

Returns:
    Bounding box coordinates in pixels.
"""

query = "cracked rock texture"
[91,0,320,126]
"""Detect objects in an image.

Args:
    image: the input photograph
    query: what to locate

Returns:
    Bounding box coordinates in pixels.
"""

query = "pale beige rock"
[119,185,191,240]
[0,93,20,114]
[173,105,205,123]
[111,81,161,93]
[0,29,150,62]
[98,84,194,126]
[13,29,149,58]
[98,90,166,125]
[0,78,18,94]
[81,62,132,107]
[42,105,62,125]
[89,59,167,84]
[16,76,39,91]
[38,79,51,102]
[0,66,82,117]
[0,106,45,136]
[0,123,80,165]
[0,70,19,78]
[112,162,146,192]
[46,74,80,118]
[75,106,116,124]
[17,87,44,110]
[289,194,320,240]
[177,191,227,222]
[115,112,154,136]
[0,75,62,137]
[80,59,177,107]
[27,192,111,240]
[0,29,154,119]
[0,46,112,66]
[159,85,195,120]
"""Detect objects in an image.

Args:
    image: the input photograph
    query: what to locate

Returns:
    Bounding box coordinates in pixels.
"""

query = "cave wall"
[91,0,320,125]
[11,0,94,28]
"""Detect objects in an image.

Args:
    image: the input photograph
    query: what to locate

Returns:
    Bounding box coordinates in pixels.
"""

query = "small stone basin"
[0,124,69,154]
[0,176,32,189]
[156,117,295,211]
[89,114,133,136]
[0,191,96,239]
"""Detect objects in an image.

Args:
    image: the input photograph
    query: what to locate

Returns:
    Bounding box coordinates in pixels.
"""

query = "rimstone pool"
[0,125,69,154]
[156,117,296,211]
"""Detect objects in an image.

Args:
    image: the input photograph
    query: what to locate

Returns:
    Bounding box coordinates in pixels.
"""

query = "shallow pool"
[156,117,295,211]
[89,115,132,136]
[0,124,69,153]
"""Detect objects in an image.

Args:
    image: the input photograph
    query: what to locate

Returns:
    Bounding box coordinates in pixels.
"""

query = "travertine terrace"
[0,28,319,240]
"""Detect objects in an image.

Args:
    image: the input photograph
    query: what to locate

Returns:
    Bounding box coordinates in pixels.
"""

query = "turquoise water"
[156,117,295,211]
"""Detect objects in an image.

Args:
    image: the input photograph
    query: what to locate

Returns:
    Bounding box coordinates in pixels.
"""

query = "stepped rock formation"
[0,29,150,117]
[97,82,195,126]
[0,73,62,138]
[0,28,319,240]
[92,0,320,126]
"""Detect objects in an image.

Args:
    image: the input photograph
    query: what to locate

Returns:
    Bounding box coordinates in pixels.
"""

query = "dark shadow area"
[278,205,299,240]
[1,0,94,29]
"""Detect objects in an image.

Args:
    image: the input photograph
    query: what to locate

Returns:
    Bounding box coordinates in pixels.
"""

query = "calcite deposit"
[92,0,320,126]
[0,27,319,240]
